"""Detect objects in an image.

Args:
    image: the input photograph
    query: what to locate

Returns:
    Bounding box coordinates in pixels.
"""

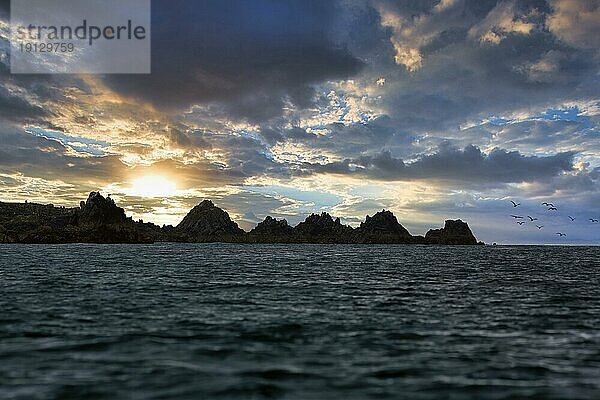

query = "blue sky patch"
[26,128,110,157]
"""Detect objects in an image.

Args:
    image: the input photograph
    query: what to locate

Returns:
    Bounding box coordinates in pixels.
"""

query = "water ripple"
[1,244,599,399]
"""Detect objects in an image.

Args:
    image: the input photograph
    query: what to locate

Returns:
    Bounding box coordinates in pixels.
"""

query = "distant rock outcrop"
[354,210,418,243]
[77,192,127,226]
[72,192,151,243]
[176,200,244,242]
[248,216,293,242]
[0,194,481,245]
[293,213,354,243]
[425,220,478,245]
[0,192,151,244]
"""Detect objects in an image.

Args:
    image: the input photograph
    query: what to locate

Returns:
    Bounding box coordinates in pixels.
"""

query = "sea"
[1,244,599,400]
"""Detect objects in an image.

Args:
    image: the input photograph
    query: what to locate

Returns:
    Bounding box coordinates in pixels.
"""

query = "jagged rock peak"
[299,212,336,227]
[176,200,244,237]
[196,199,215,208]
[250,216,293,235]
[425,219,478,245]
[79,191,126,225]
[294,212,351,235]
[359,209,411,237]
[85,191,114,205]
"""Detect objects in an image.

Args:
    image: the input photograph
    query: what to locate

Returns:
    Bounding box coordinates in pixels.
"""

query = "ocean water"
[1,244,599,400]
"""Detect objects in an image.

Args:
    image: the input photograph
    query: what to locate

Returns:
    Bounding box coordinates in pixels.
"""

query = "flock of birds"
[509,200,599,238]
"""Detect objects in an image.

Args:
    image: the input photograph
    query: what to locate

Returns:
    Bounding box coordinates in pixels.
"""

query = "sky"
[0,0,599,244]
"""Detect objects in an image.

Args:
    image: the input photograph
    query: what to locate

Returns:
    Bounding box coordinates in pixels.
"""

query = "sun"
[129,175,178,198]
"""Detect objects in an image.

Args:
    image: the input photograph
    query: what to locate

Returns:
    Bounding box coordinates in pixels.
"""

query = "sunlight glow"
[129,175,178,198]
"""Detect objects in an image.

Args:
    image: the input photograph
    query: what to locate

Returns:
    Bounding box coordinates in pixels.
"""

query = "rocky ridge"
[0,192,482,245]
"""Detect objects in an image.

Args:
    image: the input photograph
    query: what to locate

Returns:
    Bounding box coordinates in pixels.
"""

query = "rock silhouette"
[77,192,126,226]
[0,192,150,244]
[425,220,478,245]
[248,216,294,243]
[0,192,482,245]
[354,210,421,243]
[293,213,354,243]
[176,200,245,242]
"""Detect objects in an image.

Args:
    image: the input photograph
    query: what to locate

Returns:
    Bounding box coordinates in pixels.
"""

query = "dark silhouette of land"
[0,192,481,245]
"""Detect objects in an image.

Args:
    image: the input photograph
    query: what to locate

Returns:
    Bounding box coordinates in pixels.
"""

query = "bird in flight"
[517,221,525,225]
[536,225,544,230]
[569,216,576,221]
[542,202,555,207]
[527,216,538,221]
[510,201,520,207]
[591,219,599,223]
[511,215,524,219]
[547,207,558,211]
[556,232,567,237]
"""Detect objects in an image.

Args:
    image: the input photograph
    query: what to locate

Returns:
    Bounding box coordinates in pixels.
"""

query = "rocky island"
[0,192,481,245]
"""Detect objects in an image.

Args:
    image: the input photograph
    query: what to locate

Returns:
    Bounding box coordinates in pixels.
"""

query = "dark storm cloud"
[380,38,596,134]
[344,0,600,135]
[315,143,575,183]
[103,0,363,122]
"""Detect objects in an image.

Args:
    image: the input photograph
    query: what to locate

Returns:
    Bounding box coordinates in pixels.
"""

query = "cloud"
[547,0,600,51]
[354,0,600,141]
[468,1,536,44]
[0,125,126,185]
[315,143,575,183]
[514,49,565,82]
[0,83,47,120]
[374,0,541,70]
[101,0,364,122]
[376,3,424,71]
[454,110,600,156]
[375,37,597,135]
[375,0,468,71]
